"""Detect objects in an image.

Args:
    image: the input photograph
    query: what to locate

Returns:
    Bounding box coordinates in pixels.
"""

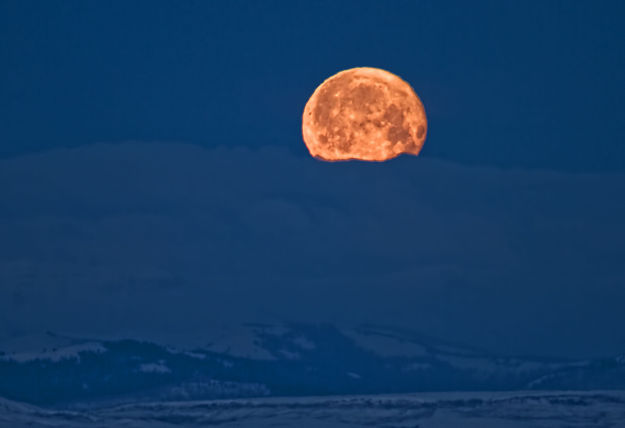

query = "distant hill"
[1,324,624,406]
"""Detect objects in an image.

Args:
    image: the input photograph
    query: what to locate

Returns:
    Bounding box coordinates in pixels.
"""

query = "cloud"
[0,142,624,357]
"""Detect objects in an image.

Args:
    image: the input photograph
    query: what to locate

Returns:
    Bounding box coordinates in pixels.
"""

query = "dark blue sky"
[2,1,625,358]
[2,0,625,171]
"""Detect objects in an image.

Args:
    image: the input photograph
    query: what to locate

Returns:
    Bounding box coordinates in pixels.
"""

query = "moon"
[302,67,427,162]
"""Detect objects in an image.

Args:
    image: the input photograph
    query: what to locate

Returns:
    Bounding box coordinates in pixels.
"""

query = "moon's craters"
[384,104,413,147]
[417,125,426,139]
[302,67,427,161]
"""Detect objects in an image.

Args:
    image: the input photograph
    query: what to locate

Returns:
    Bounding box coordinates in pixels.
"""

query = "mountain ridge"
[1,323,624,407]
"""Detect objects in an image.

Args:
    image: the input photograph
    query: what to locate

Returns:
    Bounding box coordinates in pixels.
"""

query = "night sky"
[1,1,625,358]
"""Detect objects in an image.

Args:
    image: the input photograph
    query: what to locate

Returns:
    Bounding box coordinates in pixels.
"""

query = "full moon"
[302,67,427,162]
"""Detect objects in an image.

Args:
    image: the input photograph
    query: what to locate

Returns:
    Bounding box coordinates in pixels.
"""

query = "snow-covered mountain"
[1,324,624,406]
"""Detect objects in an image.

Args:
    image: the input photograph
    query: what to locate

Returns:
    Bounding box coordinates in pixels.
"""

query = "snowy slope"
[1,392,625,428]
[1,324,624,406]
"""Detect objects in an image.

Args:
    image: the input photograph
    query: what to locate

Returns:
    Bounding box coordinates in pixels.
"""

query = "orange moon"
[302,67,427,162]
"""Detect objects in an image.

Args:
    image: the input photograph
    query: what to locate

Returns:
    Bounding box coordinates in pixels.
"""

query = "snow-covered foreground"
[1,391,624,427]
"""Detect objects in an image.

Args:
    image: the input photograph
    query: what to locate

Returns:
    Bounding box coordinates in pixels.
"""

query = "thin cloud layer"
[1,143,624,357]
